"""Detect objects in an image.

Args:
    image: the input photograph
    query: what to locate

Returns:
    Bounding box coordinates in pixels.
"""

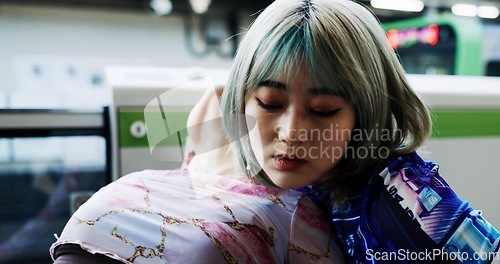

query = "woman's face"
[244,67,356,189]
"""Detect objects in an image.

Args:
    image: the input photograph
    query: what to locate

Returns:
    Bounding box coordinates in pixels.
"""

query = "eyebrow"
[258,80,287,91]
[257,80,335,96]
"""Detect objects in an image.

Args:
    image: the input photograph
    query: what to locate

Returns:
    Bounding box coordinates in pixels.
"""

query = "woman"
[217,0,500,263]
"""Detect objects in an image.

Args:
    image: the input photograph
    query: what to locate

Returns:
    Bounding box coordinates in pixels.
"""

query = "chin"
[269,175,306,190]
[264,167,307,189]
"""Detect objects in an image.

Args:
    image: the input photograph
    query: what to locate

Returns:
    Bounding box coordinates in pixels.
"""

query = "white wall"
[422,138,500,228]
[409,74,500,228]
[0,4,247,106]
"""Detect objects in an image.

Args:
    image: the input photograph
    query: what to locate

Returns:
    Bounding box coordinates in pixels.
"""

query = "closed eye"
[256,98,283,111]
[310,108,340,118]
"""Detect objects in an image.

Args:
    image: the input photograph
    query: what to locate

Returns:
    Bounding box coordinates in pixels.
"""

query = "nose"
[277,109,310,144]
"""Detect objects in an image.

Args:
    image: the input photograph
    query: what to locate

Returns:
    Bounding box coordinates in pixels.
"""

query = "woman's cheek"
[245,104,266,167]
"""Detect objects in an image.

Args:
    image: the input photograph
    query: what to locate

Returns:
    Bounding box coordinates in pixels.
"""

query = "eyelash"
[255,98,340,118]
[256,98,282,111]
[310,109,340,118]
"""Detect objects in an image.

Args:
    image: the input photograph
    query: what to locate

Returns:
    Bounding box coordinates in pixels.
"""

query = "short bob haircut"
[220,0,431,202]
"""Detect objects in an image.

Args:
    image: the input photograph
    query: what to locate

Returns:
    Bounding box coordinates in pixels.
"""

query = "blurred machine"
[105,66,229,180]
[384,13,500,76]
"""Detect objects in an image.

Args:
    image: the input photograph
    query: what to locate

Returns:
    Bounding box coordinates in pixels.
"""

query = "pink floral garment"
[50,169,344,264]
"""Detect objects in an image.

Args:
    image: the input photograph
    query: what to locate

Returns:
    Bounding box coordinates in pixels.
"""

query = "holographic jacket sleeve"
[379,152,500,263]
[312,151,500,264]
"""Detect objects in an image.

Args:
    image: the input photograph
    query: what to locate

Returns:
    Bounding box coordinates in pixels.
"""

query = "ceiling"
[362,0,500,23]
[0,0,499,23]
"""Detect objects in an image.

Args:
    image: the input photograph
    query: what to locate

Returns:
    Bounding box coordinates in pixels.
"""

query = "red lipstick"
[273,155,307,171]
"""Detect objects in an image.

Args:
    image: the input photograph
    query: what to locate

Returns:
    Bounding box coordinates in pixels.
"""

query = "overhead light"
[451,4,477,17]
[189,0,212,14]
[150,0,172,16]
[451,4,499,19]
[478,6,500,19]
[370,0,424,12]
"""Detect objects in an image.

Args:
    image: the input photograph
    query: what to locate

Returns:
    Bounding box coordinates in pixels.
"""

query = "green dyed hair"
[221,0,431,201]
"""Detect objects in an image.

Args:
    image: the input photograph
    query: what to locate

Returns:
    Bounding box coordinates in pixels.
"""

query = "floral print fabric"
[50,169,343,264]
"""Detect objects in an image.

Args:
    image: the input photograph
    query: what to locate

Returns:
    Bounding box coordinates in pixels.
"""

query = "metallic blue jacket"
[304,152,499,263]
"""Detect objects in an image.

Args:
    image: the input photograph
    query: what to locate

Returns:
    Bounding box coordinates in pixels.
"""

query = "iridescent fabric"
[50,169,344,264]
[306,152,500,264]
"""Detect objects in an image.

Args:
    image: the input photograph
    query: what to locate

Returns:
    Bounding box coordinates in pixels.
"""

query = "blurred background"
[0,0,499,263]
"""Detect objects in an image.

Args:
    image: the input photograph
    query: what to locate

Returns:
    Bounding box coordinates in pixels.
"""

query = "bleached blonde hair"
[221,0,431,201]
